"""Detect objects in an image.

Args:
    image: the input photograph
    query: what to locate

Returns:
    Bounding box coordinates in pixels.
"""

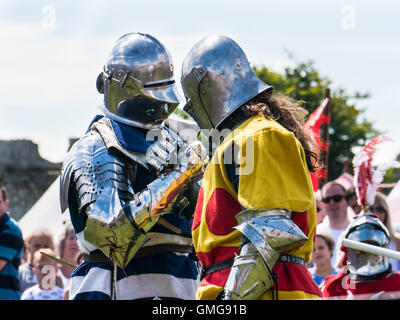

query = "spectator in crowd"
[318,181,351,266]
[0,183,24,300]
[345,186,362,218]
[56,223,81,291]
[315,191,326,225]
[20,248,64,300]
[306,192,326,268]
[308,232,339,286]
[369,191,400,272]
[18,229,55,292]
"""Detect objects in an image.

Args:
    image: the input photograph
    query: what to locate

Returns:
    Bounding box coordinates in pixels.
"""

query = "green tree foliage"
[254,61,380,180]
[383,154,400,184]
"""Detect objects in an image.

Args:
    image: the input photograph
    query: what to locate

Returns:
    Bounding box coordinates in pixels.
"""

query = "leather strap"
[83,252,111,263]
[277,254,306,266]
[135,244,194,258]
[200,258,234,280]
[199,254,306,280]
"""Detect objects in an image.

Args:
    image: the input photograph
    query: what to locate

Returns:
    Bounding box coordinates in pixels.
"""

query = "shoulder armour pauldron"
[60,130,135,213]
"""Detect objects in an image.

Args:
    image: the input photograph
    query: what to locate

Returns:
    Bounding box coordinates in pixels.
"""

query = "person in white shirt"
[21,248,64,300]
[18,230,55,293]
[317,182,350,266]
[56,223,81,291]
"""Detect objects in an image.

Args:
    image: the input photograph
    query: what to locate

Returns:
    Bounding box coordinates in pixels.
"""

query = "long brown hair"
[241,91,320,172]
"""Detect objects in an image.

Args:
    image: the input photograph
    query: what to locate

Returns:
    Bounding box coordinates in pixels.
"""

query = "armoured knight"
[181,35,322,300]
[322,213,400,299]
[60,33,206,300]
[345,214,391,278]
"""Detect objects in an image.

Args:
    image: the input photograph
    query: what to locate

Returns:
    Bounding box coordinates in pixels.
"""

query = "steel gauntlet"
[223,209,308,300]
[114,140,207,265]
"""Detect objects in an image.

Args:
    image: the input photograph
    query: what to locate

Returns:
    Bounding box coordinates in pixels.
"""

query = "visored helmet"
[181,35,272,131]
[97,32,180,129]
[345,213,390,277]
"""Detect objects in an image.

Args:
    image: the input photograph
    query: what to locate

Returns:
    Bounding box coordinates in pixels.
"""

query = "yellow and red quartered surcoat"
[192,114,322,300]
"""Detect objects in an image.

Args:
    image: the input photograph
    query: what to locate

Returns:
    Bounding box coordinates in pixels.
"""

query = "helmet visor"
[116,95,175,127]
[347,226,389,247]
[104,75,179,128]
[141,81,180,105]
[181,68,214,130]
[347,247,390,276]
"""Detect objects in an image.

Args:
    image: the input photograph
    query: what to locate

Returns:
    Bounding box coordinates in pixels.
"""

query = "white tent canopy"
[18,176,70,241]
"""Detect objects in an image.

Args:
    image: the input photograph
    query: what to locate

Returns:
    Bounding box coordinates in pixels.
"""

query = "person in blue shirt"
[308,232,339,286]
[0,183,24,300]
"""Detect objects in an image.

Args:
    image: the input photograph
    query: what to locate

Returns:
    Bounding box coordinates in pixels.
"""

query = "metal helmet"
[97,32,180,129]
[180,35,272,130]
[345,213,391,277]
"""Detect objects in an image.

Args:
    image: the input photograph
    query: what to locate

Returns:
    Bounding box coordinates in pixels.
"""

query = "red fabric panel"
[291,210,309,238]
[200,268,232,288]
[205,188,242,235]
[196,246,239,266]
[272,262,323,297]
[197,246,240,288]
[323,270,400,297]
[354,273,400,294]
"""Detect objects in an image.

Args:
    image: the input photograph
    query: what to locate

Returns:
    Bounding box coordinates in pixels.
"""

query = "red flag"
[305,97,330,191]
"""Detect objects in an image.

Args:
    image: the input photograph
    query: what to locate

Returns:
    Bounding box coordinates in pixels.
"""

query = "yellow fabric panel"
[192,226,241,255]
[196,284,223,300]
[217,114,314,211]
[193,115,316,258]
[196,286,322,300]
[214,114,316,261]
[192,114,318,301]
[191,168,242,253]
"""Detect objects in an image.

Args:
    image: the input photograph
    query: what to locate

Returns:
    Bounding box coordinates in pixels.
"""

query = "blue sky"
[0,0,399,171]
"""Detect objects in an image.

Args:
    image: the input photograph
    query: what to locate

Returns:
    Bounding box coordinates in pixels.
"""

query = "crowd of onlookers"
[2,179,400,300]
[18,223,82,300]
[0,182,82,300]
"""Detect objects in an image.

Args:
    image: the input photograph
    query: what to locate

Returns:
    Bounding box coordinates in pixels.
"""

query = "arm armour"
[60,130,206,268]
[223,209,308,300]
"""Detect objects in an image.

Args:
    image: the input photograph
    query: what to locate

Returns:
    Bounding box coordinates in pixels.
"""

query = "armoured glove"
[146,128,185,172]
[129,140,208,231]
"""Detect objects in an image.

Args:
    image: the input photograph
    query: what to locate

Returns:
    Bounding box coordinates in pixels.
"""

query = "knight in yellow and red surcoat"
[180,35,323,300]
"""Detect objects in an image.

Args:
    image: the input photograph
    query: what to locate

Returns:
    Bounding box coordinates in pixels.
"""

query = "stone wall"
[0,139,62,221]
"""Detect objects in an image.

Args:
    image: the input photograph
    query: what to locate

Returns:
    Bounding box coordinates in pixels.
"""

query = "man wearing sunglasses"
[318,182,351,266]
[60,33,206,300]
